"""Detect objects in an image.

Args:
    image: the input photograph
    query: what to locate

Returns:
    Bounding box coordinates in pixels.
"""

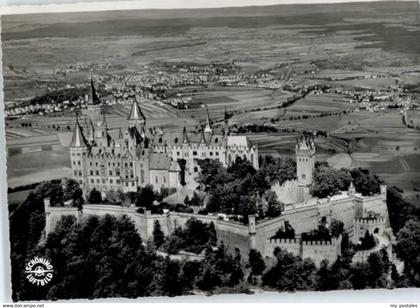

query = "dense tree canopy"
[197,157,296,221]
[162,218,217,254]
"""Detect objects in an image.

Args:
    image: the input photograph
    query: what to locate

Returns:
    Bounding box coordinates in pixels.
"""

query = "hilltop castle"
[70,79,259,196]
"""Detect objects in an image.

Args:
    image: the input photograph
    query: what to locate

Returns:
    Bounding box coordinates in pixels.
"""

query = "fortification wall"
[353,216,386,243]
[263,238,301,258]
[45,203,251,255]
[263,236,342,266]
[271,179,300,205]
[316,196,356,230]
[301,235,342,266]
[169,212,250,256]
[45,206,79,235]
[358,194,389,225]
[281,204,319,234]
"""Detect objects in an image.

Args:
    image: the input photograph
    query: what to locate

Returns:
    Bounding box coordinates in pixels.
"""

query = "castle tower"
[128,98,146,128]
[70,115,89,192]
[296,135,315,202]
[203,104,213,134]
[95,111,109,148]
[223,107,230,136]
[86,77,102,125]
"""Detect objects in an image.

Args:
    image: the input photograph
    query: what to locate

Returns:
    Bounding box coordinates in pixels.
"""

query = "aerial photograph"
[2,0,420,301]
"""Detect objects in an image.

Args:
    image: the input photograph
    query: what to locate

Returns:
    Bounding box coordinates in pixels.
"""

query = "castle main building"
[70,79,259,195]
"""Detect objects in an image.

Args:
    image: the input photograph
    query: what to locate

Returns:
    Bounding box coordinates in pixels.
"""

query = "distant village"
[5,60,417,118]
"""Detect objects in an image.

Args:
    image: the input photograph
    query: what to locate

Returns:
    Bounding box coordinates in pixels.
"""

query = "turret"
[86,77,102,125]
[70,115,89,190]
[94,111,109,148]
[223,107,230,136]
[203,104,212,134]
[248,215,256,250]
[296,135,316,202]
[296,135,315,187]
[128,97,146,128]
[348,182,356,197]
[182,126,189,144]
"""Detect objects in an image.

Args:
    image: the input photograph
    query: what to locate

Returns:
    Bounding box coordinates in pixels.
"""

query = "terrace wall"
[44,202,252,256]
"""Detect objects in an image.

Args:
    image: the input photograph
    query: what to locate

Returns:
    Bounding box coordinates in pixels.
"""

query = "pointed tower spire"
[204,104,212,134]
[200,125,207,144]
[70,114,88,148]
[118,128,123,139]
[223,107,230,136]
[182,126,189,143]
[128,97,146,127]
[89,77,100,105]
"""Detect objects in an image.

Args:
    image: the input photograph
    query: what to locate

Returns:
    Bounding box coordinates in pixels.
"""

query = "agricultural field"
[181,88,293,122]
[285,93,355,114]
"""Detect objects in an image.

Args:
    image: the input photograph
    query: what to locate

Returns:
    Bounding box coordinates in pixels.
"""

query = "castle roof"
[88,77,101,105]
[227,135,251,147]
[70,118,88,148]
[149,153,170,170]
[296,135,315,151]
[128,99,145,122]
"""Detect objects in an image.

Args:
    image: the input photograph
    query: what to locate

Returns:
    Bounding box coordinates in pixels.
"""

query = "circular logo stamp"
[24,256,54,286]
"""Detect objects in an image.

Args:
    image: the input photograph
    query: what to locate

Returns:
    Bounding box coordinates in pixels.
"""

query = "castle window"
[163,177,166,183]
[193,151,197,156]
[116,179,121,184]
[130,162,133,167]
[91,179,94,184]
[159,137,162,143]
[79,180,83,184]
[174,137,178,144]
[215,138,218,143]
[102,179,105,184]
[156,176,158,183]
[78,161,81,166]
[177,152,180,156]
[96,170,99,176]
[110,179,113,184]
[210,152,213,156]
[215,152,219,156]
[74,171,77,176]
[116,170,120,176]
[90,170,93,176]
[109,170,113,176]
[194,166,198,172]
[96,179,100,183]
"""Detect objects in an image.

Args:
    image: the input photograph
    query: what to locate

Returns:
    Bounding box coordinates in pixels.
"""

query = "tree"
[358,230,376,250]
[135,185,155,208]
[153,220,165,249]
[262,248,316,291]
[329,219,344,238]
[88,188,102,204]
[350,262,370,289]
[395,218,420,286]
[248,249,266,276]
[312,166,351,198]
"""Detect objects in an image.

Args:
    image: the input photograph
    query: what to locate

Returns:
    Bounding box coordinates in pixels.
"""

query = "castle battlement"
[354,216,385,225]
[302,237,339,247]
[269,237,300,245]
